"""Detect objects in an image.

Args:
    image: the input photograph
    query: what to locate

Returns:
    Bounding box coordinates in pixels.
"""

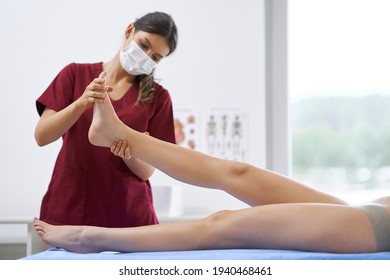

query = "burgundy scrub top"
[36,62,176,227]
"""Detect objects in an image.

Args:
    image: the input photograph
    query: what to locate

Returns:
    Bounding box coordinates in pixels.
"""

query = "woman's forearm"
[123,156,155,181]
[34,100,86,146]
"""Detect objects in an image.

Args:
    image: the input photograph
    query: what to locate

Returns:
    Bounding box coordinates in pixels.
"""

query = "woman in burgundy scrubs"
[34,12,178,228]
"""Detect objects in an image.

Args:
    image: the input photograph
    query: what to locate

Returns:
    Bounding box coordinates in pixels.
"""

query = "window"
[289,0,390,196]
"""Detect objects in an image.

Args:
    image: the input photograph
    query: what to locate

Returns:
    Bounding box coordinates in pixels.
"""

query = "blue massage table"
[21,248,390,260]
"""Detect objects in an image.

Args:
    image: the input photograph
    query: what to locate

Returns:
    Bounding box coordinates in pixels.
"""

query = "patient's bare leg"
[34,217,215,254]
[33,202,376,254]
[89,89,346,206]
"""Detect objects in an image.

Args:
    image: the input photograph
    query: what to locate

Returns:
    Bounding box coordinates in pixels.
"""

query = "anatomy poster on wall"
[202,108,246,161]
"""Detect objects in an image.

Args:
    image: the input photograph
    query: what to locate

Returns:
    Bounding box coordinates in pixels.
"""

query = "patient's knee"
[198,210,235,248]
[225,161,251,179]
[206,210,233,223]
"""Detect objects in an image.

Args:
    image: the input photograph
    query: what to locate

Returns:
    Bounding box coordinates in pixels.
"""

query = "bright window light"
[289,0,390,197]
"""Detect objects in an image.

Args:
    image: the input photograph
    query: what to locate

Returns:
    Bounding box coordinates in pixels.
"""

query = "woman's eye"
[152,56,160,63]
[141,43,149,50]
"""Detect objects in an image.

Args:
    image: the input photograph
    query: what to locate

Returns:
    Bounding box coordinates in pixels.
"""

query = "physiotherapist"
[34,11,178,227]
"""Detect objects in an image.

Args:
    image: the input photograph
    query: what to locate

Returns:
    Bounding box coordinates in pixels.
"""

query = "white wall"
[0,0,265,232]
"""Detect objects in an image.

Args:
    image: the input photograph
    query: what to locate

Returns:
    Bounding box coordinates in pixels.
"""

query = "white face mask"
[119,36,157,76]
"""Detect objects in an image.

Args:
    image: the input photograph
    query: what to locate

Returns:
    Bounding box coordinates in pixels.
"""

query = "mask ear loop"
[130,26,135,42]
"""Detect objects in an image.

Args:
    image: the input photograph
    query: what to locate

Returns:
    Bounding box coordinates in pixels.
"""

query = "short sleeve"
[147,87,176,144]
[36,63,76,116]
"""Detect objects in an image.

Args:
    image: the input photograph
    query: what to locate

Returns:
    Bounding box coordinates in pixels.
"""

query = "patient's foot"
[33,219,101,254]
[88,87,124,148]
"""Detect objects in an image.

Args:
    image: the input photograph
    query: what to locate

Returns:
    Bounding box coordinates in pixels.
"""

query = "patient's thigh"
[212,203,376,253]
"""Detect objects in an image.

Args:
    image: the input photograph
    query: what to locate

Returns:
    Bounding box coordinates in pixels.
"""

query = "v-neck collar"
[96,62,139,105]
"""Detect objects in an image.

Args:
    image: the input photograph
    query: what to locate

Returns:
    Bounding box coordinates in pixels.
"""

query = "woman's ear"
[124,23,135,39]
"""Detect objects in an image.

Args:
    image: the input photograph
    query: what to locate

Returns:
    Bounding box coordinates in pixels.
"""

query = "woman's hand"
[77,72,113,110]
[111,133,154,181]
[35,72,112,147]
[110,132,149,160]
[111,140,132,159]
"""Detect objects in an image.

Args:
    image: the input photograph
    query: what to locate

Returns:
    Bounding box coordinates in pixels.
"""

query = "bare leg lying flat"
[88,78,346,206]
[34,202,378,254]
